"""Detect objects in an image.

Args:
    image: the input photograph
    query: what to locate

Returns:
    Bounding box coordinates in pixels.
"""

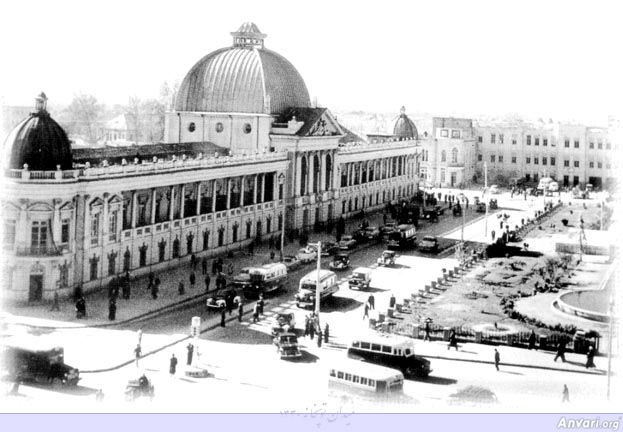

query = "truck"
[295,269,339,309]
[1,342,80,387]
[387,224,417,250]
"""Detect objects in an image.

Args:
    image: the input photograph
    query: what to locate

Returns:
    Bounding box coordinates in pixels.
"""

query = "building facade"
[1,23,419,303]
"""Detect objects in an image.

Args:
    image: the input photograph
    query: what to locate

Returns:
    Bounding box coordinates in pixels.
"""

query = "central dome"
[175,23,311,115]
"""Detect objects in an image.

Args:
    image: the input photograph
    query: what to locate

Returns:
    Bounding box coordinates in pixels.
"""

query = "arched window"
[451,148,458,164]
[313,154,320,193]
[300,156,308,195]
[441,150,447,163]
[325,154,332,190]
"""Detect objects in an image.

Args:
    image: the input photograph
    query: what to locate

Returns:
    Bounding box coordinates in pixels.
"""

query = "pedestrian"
[189,271,196,289]
[50,291,60,311]
[220,305,226,327]
[528,330,536,350]
[368,294,375,310]
[151,282,159,299]
[169,354,178,376]
[491,230,496,241]
[524,190,527,201]
[258,294,264,315]
[108,298,117,321]
[363,302,369,319]
[324,323,330,343]
[238,301,244,322]
[226,296,233,316]
[494,348,500,371]
[252,303,259,323]
[75,296,86,319]
[424,320,431,341]
[562,384,570,402]
[204,275,211,292]
[186,343,194,366]
[447,329,458,351]
[178,281,185,295]
[309,321,316,339]
[268,235,274,250]
[499,220,503,230]
[317,331,322,348]
[585,345,596,369]
[554,339,566,362]
[389,293,396,309]
[148,271,154,288]
[201,257,208,275]
[191,253,197,271]
[134,344,141,367]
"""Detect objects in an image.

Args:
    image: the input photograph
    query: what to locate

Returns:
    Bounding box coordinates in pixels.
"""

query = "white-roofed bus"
[328,358,404,399]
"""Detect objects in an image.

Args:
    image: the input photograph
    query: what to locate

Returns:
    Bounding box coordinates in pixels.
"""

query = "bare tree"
[62,94,104,143]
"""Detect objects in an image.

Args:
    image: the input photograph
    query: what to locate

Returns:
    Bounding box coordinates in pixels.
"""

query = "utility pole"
[315,241,322,318]
[280,208,286,261]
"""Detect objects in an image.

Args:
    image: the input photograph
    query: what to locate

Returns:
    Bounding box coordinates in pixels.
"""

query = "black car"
[2,345,80,386]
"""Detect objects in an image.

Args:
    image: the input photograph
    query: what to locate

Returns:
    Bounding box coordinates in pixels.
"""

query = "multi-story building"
[1,23,419,303]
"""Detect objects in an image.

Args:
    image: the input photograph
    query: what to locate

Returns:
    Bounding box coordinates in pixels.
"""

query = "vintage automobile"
[307,241,339,256]
[476,202,486,213]
[489,185,501,195]
[1,344,80,387]
[418,236,439,253]
[348,267,373,290]
[363,226,381,241]
[206,287,239,311]
[125,374,155,401]
[489,199,499,210]
[376,250,396,267]
[339,235,357,250]
[380,221,399,236]
[273,333,302,360]
[329,252,351,271]
[232,267,252,290]
[282,255,301,271]
[271,312,296,336]
[296,247,317,264]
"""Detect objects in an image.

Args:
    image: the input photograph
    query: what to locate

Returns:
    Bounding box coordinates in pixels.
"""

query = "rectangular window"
[478,136,483,143]
[534,157,539,165]
[4,219,16,246]
[598,142,603,149]
[440,129,448,137]
[535,137,540,146]
[589,142,595,149]
[490,134,496,144]
[451,130,460,139]
[542,157,547,165]
[543,138,548,146]
[490,155,495,163]
[61,219,70,243]
[511,156,517,164]
[368,379,376,387]
[564,139,570,148]
[360,342,370,349]
[564,160,569,167]
[31,221,48,249]
[337,371,344,379]
[498,155,503,162]
[526,135,531,145]
[109,211,118,241]
[382,345,392,353]
[526,157,531,164]
[90,213,100,246]
[353,376,360,384]
[361,378,367,386]
[478,154,483,162]
[499,134,504,144]
[574,140,580,148]
[371,344,381,352]
[598,162,603,169]
[512,135,517,145]
[550,157,556,166]
[589,162,594,168]
[574,161,580,168]
[345,373,352,381]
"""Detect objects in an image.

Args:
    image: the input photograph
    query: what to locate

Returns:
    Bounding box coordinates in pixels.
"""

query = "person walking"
[108,298,117,321]
[169,354,178,377]
[190,253,197,271]
[178,281,185,296]
[189,272,196,289]
[220,305,226,327]
[324,323,330,343]
[585,345,596,369]
[447,329,458,351]
[554,339,566,362]
[204,274,211,292]
[389,294,396,309]
[363,302,369,319]
[238,301,244,322]
[309,321,316,340]
[258,294,265,315]
[201,257,208,275]
[528,330,537,350]
[134,344,141,367]
[151,281,159,299]
[424,320,431,341]
[562,384,570,402]
[494,348,500,371]
[367,294,375,310]
[252,302,259,323]
[317,331,322,348]
[186,343,194,366]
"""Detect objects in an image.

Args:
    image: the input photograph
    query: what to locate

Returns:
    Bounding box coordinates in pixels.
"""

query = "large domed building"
[393,106,418,139]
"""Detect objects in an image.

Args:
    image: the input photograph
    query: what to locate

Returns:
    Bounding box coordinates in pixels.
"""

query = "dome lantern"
[35,92,48,112]
[231,22,267,49]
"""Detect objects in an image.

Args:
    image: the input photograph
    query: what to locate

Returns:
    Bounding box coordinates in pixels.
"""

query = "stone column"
[169,186,176,221]
[179,184,186,219]
[253,175,258,204]
[52,199,62,245]
[295,155,302,196]
[320,152,326,192]
[240,176,245,208]
[151,189,157,224]
[196,182,202,215]
[131,191,138,228]
[260,174,265,203]
[305,154,311,195]
[101,195,109,242]
[211,180,217,213]
[226,178,232,210]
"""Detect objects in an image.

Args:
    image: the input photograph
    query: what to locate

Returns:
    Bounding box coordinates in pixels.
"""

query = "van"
[348,267,372,290]
[295,269,339,308]
[348,333,432,379]
[244,263,287,298]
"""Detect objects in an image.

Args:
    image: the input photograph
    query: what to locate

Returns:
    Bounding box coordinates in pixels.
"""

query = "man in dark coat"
[494,349,500,371]
[554,339,566,362]
[204,275,211,292]
[169,354,178,376]
[201,257,208,275]
[258,295,264,315]
[528,330,537,350]
[190,253,197,271]
[189,272,196,289]
[586,345,596,369]
[424,320,432,341]
[186,343,194,366]
[108,298,117,321]
[368,294,375,310]
[309,321,316,340]
[178,281,185,295]
[76,297,86,319]
[324,323,330,343]
[238,301,244,322]
[389,294,396,309]
[447,329,458,350]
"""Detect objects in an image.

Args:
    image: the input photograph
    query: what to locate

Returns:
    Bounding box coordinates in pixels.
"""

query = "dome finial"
[400,106,406,115]
[231,22,267,48]
[35,92,48,112]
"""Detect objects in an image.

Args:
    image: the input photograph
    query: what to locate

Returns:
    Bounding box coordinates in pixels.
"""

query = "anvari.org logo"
[558,417,621,431]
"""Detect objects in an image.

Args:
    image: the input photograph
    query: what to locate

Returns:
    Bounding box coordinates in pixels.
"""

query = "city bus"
[387,224,417,250]
[244,263,287,298]
[348,332,432,378]
[328,358,404,398]
[295,269,339,309]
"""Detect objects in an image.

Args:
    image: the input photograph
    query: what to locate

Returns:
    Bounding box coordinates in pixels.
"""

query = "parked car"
[377,250,396,267]
[232,267,252,289]
[363,226,381,241]
[381,221,399,235]
[282,255,301,271]
[489,185,500,195]
[271,312,296,336]
[339,235,357,250]
[348,267,373,290]
[296,247,317,264]
[319,241,339,256]
[273,332,302,360]
[329,252,350,271]
[418,236,439,253]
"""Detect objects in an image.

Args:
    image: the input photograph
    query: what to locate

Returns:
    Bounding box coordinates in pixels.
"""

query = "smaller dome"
[3,93,73,171]
[393,106,418,139]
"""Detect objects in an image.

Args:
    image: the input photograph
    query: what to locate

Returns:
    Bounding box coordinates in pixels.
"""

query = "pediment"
[89,197,104,207]
[307,111,343,137]
[27,202,54,212]
[59,201,75,211]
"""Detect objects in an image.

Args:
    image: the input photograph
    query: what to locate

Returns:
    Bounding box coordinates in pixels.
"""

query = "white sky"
[0,0,620,125]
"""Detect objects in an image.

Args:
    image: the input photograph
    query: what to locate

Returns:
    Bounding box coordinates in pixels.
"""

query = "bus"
[348,332,432,378]
[328,358,404,397]
[244,263,287,298]
[295,269,339,309]
[387,224,417,250]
